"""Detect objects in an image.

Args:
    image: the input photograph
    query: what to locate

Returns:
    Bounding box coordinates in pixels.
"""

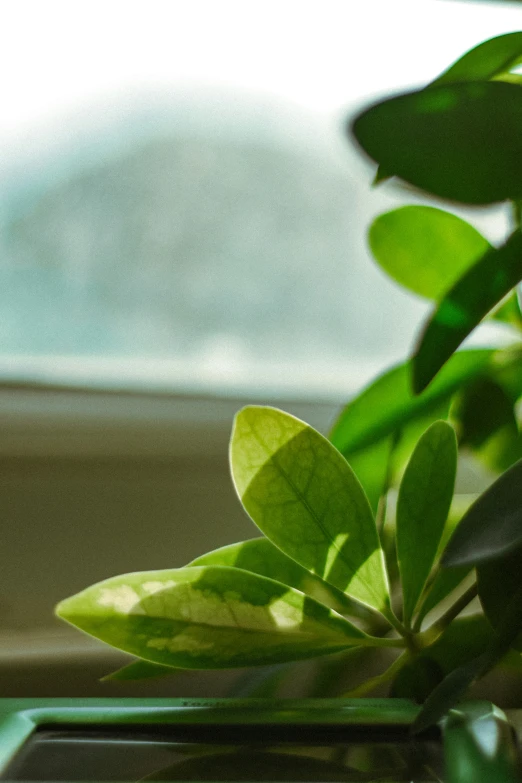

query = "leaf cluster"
[56,32,522,737]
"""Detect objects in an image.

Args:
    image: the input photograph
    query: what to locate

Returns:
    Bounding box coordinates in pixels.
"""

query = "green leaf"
[329,350,493,456]
[230,407,390,614]
[397,421,457,623]
[369,206,491,300]
[344,436,393,514]
[413,581,522,733]
[352,81,522,205]
[188,538,356,616]
[102,659,180,682]
[415,566,472,627]
[411,656,488,734]
[478,547,522,650]
[56,565,367,670]
[442,458,522,567]
[444,703,520,783]
[433,32,522,85]
[413,231,522,392]
[452,377,518,450]
[491,292,522,329]
[392,615,494,702]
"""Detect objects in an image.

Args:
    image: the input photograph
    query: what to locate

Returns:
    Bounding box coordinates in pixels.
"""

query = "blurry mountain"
[0,88,425,376]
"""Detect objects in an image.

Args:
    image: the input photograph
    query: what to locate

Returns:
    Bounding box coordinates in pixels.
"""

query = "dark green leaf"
[452,377,518,449]
[188,538,356,616]
[230,407,390,614]
[475,425,522,474]
[411,656,487,734]
[56,565,368,670]
[369,206,491,300]
[102,659,180,682]
[397,422,457,623]
[392,615,494,702]
[329,350,493,456]
[352,81,522,205]
[442,458,522,566]
[415,566,472,627]
[413,231,522,392]
[413,581,522,733]
[478,546,522,650]
[433,32,522,85]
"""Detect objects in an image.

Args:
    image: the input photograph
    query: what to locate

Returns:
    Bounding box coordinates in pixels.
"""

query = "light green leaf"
[369,206,491,301]
[491,292,522,329]
[189,538,362,617]
[56,565,367,670]
[329,350,493,456]
[102,659,180,682]
[230,407,390,614]
[433,32,522,85]
[413,231,522,393]
[397,421,457,624]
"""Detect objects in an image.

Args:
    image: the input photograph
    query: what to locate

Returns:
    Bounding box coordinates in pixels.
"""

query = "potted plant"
[2,30,522,783]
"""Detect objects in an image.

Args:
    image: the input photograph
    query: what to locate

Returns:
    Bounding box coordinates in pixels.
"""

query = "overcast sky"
[0,0,521,141]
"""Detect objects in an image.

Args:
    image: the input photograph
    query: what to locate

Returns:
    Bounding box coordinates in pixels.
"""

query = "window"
[0,0,516,398]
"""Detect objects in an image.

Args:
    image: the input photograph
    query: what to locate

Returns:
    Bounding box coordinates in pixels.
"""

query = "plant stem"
[341,650,410,697]
[363,635,406,649]
[425,582,478,638]
[382,604,409,638]
[512,200,522,232]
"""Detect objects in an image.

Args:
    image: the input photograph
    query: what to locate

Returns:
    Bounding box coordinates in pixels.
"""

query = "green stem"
[382,604,409,638]
[362,634,406,649]
[512,200,522,232]
[424,582,478,639]
[341,650,410,697]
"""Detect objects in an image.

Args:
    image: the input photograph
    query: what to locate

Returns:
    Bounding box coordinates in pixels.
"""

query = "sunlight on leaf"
[56,565,367,669]
[230,407,390,614]
[433,31,522,85]
[188,538,357,616]
[369,206,491,300]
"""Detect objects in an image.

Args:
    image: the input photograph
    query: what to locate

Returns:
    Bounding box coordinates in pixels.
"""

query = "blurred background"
[1,0,520,697]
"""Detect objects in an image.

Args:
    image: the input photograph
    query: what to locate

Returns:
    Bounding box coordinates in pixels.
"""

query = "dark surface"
[3,725,443,781]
